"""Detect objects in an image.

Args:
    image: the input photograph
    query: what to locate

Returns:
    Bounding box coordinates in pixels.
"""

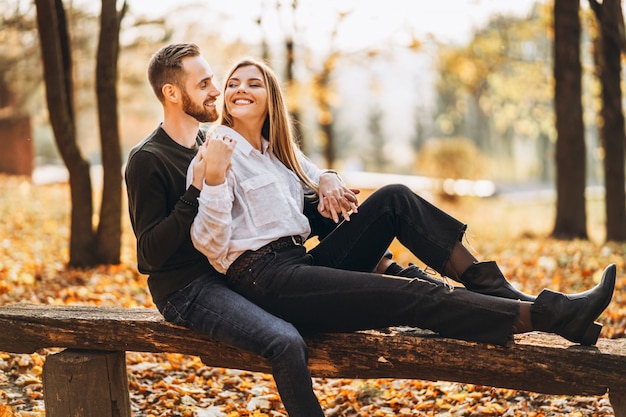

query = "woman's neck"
[232,120,264,152]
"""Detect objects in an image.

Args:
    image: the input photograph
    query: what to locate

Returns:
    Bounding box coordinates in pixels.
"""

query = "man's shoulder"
[125,127,172,183]
[128,127,187,172]
[127,127,166,160]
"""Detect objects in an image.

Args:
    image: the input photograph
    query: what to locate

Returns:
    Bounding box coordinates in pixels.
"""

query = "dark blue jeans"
[155,273,324,417]
[227,184,520,345]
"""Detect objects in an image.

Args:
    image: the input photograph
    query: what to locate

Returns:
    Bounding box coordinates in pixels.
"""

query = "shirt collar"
[215,125,268,156]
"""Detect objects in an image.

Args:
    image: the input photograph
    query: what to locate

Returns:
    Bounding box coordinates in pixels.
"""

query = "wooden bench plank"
[1,304,625,405]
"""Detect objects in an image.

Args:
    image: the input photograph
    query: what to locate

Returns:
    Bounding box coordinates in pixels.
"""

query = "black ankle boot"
[530,264,616,346]
[459,261,536,302]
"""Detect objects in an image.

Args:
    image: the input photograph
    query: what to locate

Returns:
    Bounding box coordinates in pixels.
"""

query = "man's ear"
[162,83,179,103]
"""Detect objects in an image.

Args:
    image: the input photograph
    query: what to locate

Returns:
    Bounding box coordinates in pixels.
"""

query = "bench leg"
[610,389,626,417]
[42,349,131,417]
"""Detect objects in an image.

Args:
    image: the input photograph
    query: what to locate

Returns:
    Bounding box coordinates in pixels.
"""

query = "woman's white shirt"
[186,125,324,274]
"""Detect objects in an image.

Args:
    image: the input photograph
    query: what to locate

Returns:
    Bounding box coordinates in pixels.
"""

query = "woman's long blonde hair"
[220,58,319,194]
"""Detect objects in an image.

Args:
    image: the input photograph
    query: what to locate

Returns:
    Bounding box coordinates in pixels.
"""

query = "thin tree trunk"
[284,0,306,153]
[589,0,626,242]
[552,0,588,239]
[95,0,126,264]
[285,36,306,152]
[35,0,96,266]
[315,55,338,168]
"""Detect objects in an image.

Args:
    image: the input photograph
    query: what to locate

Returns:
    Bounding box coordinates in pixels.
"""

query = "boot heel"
[580,322,602,346]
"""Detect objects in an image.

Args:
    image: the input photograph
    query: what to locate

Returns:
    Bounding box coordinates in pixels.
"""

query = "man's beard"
[182,90,218,123]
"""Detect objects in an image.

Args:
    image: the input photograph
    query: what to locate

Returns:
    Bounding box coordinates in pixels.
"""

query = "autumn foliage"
[0,174,624,416]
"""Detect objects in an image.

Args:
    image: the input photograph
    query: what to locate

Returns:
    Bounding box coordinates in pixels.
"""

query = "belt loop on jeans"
[227,236,303,280]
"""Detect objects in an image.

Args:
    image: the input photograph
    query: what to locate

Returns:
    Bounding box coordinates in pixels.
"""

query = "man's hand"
[202,132,235,186]
[190,142,207,189]
[318,172,360,223]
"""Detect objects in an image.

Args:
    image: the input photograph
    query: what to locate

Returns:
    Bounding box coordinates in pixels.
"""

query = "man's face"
[180,56,220,123]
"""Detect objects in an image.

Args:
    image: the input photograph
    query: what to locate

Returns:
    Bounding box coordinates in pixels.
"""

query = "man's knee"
[266,324,308,362]
[278,325,307,352]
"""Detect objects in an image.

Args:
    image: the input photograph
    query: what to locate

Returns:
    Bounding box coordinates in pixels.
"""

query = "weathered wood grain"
[42,350,130,417]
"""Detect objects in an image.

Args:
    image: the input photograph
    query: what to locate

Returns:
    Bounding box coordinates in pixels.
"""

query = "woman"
[189,57,615,347]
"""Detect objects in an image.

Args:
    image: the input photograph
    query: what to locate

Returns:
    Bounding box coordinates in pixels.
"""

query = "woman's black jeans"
[227,184,520,345]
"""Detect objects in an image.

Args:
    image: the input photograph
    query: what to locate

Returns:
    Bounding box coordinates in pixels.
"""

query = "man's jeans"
[155,273,325,417]
[227,184,521,345]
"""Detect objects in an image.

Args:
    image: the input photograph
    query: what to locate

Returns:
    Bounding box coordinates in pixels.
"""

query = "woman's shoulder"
[213,125,252,154]
[213,125,238,137]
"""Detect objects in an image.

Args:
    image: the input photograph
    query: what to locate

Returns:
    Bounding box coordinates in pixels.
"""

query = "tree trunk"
[35,0,96,266]
[589,0,626,242]
[320,117,335,168]
[285,35,307,153]
[315,55,337,168]
[95,0,126,264]
[552,0,588,239]
[285,1,307,154]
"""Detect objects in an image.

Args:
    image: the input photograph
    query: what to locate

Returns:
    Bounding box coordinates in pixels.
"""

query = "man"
[125,43,325,416]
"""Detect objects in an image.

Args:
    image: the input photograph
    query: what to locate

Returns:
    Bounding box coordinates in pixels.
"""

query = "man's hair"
[147,43,201,102]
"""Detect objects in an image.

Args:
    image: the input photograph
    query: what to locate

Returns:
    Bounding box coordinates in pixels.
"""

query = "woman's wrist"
[321,169,344,185]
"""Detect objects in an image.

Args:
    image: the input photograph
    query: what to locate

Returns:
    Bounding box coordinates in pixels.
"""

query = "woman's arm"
[190,181,234,274]
[188,134,237,274]
[297,150,359,223]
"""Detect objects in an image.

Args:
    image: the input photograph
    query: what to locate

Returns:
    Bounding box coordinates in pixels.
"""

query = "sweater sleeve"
[125,149,199,269]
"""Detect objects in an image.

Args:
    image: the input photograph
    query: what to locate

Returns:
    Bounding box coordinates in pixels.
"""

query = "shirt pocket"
[240,174,285,227]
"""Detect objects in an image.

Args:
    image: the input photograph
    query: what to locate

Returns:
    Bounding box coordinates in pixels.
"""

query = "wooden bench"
[0,303,625,417]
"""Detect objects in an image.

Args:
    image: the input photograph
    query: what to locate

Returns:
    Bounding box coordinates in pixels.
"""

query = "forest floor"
[0,174,625,417]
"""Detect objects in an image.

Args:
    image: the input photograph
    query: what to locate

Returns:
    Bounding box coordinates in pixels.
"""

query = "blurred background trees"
[589,0,626,241]
[34,0,126,266]
[0,2,39,176]
[1,0,625,265]
[553,0,587,240]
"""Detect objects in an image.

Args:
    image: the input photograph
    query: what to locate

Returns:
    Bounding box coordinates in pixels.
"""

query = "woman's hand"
[202,132,236,186]
[317,172,360,223]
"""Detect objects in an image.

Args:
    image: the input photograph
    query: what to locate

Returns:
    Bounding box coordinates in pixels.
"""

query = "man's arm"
[125,150,199,269]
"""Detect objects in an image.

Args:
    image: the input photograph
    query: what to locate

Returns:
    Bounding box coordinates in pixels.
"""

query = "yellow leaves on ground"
[0,174,624,416]
[0,405,14,417]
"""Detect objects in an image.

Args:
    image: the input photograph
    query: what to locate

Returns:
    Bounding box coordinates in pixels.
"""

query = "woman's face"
[224,64,268,126]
